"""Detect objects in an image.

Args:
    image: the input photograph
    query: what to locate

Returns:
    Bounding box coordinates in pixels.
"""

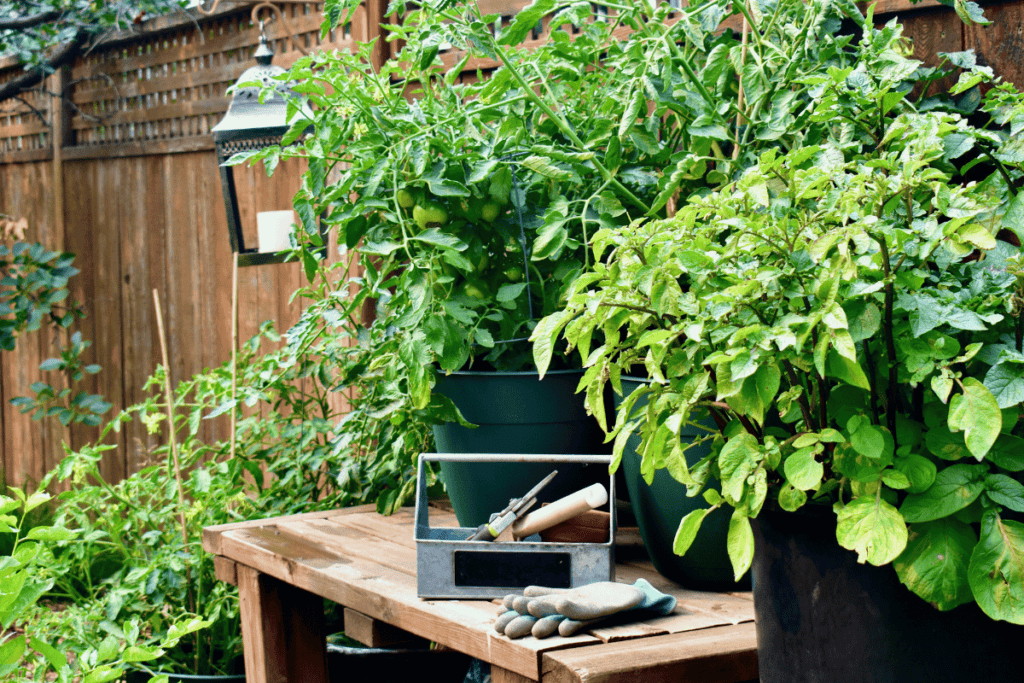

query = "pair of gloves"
[493,579,676,639]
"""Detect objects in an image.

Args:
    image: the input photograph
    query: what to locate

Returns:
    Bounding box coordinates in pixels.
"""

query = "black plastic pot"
[614,377,744,589]
[126,646,472,683]
[752,508,1024,683]
[432,369,610,527]
[326,645,472,683]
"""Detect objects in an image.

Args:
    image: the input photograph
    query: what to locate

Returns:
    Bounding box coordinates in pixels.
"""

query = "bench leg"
[492,664,535,683]
[237,564,329,683]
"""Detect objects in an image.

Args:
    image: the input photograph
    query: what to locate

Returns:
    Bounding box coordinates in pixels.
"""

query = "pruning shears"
[466,470,558,542]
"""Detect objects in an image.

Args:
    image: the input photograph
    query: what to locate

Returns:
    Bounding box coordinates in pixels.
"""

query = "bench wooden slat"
[541,623,759,683]
[342,607,429,649]
[202,505,377,555]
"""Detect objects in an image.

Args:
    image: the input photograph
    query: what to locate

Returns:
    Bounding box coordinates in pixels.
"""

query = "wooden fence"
[0,0,1022,487]
[0,0,383,487]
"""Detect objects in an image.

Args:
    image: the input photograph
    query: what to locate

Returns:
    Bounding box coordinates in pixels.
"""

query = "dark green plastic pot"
[615,377,748,590]
[432,370,610,527]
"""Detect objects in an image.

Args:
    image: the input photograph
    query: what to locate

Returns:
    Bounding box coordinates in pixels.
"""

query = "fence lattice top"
[0,1,367,155]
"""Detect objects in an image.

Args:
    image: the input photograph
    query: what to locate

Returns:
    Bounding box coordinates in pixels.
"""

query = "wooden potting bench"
[203,505,758,683]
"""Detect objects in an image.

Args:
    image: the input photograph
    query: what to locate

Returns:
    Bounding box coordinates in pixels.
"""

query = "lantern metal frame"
[212,24,325,267]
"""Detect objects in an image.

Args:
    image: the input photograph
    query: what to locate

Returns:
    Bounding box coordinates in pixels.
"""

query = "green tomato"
[413,199,448,229]
[481,201,500,223]
[504,266,523,282]
[397,189,415,208]
[462,279,490,300]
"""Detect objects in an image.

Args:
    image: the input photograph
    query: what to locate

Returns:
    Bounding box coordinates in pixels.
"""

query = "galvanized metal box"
[415,453,616,599]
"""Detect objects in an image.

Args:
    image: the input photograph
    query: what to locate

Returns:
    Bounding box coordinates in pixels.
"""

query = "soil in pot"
[614,377,746,590]
[752,507,1024,683]
[432,370,610,528]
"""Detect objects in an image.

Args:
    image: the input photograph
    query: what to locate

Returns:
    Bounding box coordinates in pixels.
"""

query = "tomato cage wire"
[479,151,536,347]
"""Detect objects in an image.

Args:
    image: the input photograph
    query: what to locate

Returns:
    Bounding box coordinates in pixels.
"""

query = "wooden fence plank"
[0,165,6,479]
[196,147,234,447]
[94,158,128,482]
[965,2,1024,87]
[64,160,102,459]
[119,155,159,472]
[62,136,215,160]
[0,120,51,140]
[33,156,71,481]
[1,162,48,485]
[0,149,52,164]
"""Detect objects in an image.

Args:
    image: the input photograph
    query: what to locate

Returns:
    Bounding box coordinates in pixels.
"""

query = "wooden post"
[491,666,535,683]
[237,564,329,683]
[365,0,388,72]
[50,66,72,238]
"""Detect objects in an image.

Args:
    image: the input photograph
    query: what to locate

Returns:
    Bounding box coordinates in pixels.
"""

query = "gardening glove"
[493,579,676,639]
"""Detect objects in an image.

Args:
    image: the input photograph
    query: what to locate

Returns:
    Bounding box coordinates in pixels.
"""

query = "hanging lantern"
[211,23,321,266]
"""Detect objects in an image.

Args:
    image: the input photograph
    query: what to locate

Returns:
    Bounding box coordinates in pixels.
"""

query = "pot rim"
[128,672,246,681]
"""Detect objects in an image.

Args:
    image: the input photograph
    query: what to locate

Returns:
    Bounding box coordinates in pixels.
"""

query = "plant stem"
[818,375,829,429]
[446,8,651,215]
[784,361,818,431]
[871,233,899,445]
[737,413,762,440]
[911,383,924,423]
[861,340,881,424]
[985,150,1017,198]
[1017,301,1023,353]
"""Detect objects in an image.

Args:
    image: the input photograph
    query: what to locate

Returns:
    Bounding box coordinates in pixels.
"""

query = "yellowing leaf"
[958,223,996,250]
[727,510,754,581]
[969,511,1024,623]
[895,518,976,611]
[948,378,1001,460]
[836,495,908,566]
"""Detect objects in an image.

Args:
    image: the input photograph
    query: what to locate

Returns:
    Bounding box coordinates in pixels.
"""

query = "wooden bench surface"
[203,505,758,683]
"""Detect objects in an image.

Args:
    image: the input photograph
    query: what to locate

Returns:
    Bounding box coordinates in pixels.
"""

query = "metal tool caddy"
[414,453,616,599]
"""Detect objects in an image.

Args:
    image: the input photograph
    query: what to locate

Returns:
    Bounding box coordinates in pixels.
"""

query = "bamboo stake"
[153,288,189,548]
[229,258,239,461]
[153,289,197,648]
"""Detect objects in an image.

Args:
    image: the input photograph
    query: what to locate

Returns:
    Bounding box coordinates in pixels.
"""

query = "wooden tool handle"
[511,483,608,539]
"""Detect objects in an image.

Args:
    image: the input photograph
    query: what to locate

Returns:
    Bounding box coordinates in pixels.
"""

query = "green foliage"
[0,240,109,427]
[0,487,200,681]
[246,0,927,503]
[272,0,852,373]
[0,1,188,83]
[19,321,399,676]
[537,0,1024,623]
[33,432,244,678]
